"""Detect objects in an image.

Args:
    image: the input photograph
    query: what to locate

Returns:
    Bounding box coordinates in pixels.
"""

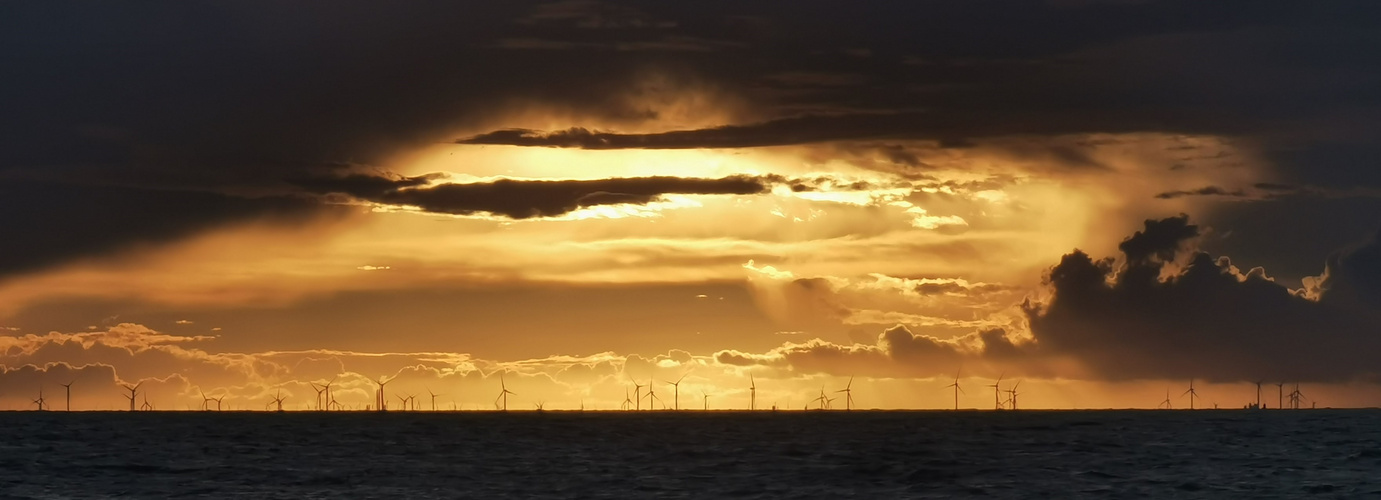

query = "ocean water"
[0,410,1377,498]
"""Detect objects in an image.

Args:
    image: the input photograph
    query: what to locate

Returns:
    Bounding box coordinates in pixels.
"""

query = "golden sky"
[3,1,1381,411]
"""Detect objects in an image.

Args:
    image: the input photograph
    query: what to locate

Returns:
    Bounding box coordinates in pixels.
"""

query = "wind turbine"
[268,390,287,412]
[645,377,662,410]
[140,394,152,411]
[945,368,964,410]
[1289,383,1306,410]
[310,382,327,411]
[1276,382,1284,410]
[60,381,74,411]
[374,376,391,411]
[621,388,633,410]
[121,382,142,412]
[212,396,225,411]
[396,394,411,411]
[1158,388,1172,409]
[427,388,441,411]
[835,376,855,411]
[665,374,689,410]
[200,390,215,411]
[1007,381,1022,410]
[629,376,645,411]
[534,401,545,411]
[1182,379,1199,410]
[1254,381,1263,409]
[812,388,828,410]
[322,377,337,411]
[749,374,756,411]
[32,388,45,411]
[988,372,1005,410]
[495,374,515,411]
[702,390,710,410]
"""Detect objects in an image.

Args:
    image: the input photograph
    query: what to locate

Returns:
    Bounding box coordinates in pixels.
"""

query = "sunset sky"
[2,1,1380,411]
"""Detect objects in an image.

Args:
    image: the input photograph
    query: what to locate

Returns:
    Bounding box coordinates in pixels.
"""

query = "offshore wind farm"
[6,0,1381,497]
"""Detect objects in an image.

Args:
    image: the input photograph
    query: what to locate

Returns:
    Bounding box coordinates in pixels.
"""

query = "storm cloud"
[1026,217,1381,383]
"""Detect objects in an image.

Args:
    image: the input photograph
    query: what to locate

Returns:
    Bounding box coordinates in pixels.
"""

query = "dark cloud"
[1153,186,1248,199]
[1318,229,1381,309]
[456,110,1174,150]
[5,0,1381,275]
[0,180,326,278]
[1025,217,1381,383]
[1117,214,1199,265]
[292,172,804,219]
[727,217,1381,383]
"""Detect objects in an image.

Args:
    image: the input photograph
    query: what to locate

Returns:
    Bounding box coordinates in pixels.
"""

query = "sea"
[0,410,1377,498]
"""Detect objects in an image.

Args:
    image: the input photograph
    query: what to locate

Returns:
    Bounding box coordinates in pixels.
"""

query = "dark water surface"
[0,410,1378,498]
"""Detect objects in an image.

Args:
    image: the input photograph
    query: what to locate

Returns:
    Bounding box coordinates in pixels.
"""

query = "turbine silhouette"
[267,390,287,412]
[374,376,392,411]
[835,376,855,411]
[665,373,689,410]
[60,381,74,412]
[495,374,516,411]
[629,376,645,411]
[121,382,142,412]
[944,368,964,410]
[988,372,1005,410]
[749,374,757,411]
[1182,379,1199,410]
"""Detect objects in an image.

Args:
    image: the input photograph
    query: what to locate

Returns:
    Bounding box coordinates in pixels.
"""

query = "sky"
[2,0,1380,411]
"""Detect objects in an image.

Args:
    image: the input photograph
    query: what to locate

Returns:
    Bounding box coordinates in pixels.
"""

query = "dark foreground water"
[0,410,1378,499]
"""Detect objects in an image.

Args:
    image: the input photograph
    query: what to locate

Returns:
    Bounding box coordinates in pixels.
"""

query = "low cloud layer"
[294,172,836,219]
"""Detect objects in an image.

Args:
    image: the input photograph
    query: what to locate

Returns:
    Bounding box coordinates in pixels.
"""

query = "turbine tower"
[495,374,516,411]
[644,377,661,410]
[702,390,710,410]
[988,372,1005,410]
[749,374,756,411]
[60,381,74,412]
[268,390,287,412]
[374,376,392,411]
[621,388,633,410]
[310,382,327,411]
[629,376,645,411]
[121,382,142,412]
[835,376,855,411]
[1182,379,1199,410]
[427,388,441,411]
[945,368,964,410]
[1289,383,1306,410]
[322,377,337,411]
[665,374,689,410]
